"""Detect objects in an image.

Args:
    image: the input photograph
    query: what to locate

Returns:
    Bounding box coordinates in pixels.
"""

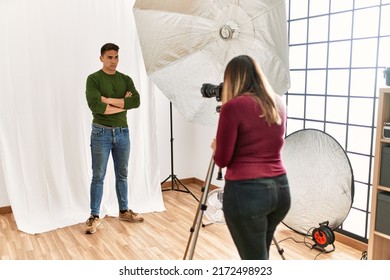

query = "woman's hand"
[211,138,217,154]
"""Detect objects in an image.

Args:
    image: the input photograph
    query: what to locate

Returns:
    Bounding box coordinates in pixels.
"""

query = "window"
[286,0,390,242]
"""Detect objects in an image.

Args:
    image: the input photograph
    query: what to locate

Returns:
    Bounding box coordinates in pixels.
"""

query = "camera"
[201,83,223,101]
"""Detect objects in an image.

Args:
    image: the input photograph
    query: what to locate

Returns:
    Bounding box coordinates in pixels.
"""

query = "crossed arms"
[101,92,132,115]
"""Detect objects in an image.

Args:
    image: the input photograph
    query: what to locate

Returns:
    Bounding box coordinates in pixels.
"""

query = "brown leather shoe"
[85,215,101,234]
[119,210,144,223]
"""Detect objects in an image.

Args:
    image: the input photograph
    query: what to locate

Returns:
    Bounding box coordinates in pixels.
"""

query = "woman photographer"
[211,55,291,260]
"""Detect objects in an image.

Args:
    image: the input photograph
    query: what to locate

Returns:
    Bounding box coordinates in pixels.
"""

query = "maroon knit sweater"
[214,94,286,180]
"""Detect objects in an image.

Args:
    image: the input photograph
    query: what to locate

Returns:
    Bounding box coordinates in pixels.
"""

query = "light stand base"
[161,175,199,202]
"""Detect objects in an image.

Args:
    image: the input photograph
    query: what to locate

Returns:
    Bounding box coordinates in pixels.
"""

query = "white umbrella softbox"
[133,0,290,125]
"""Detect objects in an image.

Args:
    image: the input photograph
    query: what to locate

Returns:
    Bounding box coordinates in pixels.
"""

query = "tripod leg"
[161,174,172,186]
[171,175,199,201]
[183,157,215,260]
[273,237,285,260]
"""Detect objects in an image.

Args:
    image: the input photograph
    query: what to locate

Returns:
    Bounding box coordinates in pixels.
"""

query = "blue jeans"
[89,124,130,216]
[222,174,291,260]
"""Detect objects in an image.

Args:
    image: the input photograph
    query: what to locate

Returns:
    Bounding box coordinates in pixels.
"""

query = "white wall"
[155,88,224,188]
[0,87,222,208]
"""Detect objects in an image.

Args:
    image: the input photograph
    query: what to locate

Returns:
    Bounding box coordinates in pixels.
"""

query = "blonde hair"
[222,55,281,125]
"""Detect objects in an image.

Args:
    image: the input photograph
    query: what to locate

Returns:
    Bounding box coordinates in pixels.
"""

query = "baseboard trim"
[0,206,12,214]
[334,232,367,253]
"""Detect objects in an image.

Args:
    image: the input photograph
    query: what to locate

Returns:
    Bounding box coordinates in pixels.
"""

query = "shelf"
[368,88,390,260]
[378,185,390,192]
[374,231,390,241]
[380,138,390,144]
[370,235,390,259]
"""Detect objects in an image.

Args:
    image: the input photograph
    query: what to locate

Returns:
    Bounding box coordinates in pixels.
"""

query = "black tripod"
[183,156,285,260]
[161,102,198,202]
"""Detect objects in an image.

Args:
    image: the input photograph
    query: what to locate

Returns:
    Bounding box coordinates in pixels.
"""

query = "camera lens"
[200,83,223,100]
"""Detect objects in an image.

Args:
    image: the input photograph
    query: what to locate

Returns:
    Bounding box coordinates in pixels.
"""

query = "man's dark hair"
[100,43,119,56]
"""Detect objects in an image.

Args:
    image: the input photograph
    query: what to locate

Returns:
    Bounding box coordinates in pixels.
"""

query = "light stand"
[161,102,198,202]
[183,156,285,260]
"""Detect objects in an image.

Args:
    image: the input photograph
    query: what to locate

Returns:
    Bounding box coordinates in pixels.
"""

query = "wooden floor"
[0,182,366,260]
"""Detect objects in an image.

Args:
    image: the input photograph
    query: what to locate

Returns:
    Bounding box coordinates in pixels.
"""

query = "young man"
[85,43,143,234]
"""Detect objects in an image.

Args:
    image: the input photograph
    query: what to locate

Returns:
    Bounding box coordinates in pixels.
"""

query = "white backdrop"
[0,0,165,234]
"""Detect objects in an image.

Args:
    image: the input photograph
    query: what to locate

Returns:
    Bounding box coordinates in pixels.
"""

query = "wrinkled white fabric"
[0,0,165,234]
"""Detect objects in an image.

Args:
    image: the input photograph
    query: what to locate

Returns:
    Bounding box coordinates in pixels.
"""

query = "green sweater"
[85,70,140,127]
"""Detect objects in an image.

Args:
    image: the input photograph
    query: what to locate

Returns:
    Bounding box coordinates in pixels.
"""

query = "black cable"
[276,227,337,260]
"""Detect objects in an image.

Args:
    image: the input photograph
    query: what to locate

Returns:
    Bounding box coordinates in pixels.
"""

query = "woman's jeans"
[223,174,291,260]
[89,124,130,216]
